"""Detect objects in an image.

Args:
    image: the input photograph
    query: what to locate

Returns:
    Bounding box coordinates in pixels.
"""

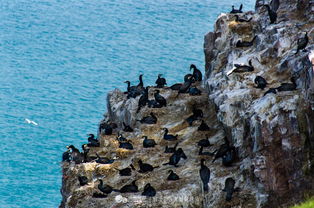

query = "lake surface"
[0,0,254,207]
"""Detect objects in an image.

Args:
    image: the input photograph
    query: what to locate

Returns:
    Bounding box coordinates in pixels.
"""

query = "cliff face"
[60,0,314,207]
[204,0,314,207]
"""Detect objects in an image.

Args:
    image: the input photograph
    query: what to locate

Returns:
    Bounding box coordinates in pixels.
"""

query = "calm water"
[0,0,254,207]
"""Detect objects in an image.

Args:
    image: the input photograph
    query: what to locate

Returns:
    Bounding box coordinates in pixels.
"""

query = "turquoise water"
[0,0,254,207]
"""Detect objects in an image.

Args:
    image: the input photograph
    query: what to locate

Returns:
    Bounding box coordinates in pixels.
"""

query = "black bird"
[137,112,157,124]
[98,179,119,194]
[156,74,167,88]
[163,148,187,167]
[184,74,194,83]
[163,128,178,141]
[234,15,252,22]
[212,137,230,163]
[67,145,83,164]
[170,83,183,91]
[186,108,203,126]
[198,120,210,131]
[276,77,297,91]
[295,32,309,54]
[147,99,163,108]
[138,160,158,173]
[124,81,141,98]
[119,140,133,150]
[222,147,236,166]
[270,0,280,11]
[142,136,157,148]
[142,183,156,197]
[177,78,193,96]
[124,80,137,93]
[154,90,167,107]
[116,164,135,176]
[223,177,236,201]
[123,122,133,132]
[137,87,149,112]
[82,144,95,162]
[255,76,267,90]
[119,180,139,193]
[236,36,257,47]
[229,60,254,75]
[230,4,243,13]
[164,142,178,153]
[95,153,114,164]
[199,146,215,156]
[199,159,210,193]
[98,122,113,135]
[264,88,277,96]
[189,87,202,96]
[87,134,100,147]
[92,193,107,198]
[116,133,127,142]
[78,176,88,186]
[197,136,211,147]
[190,64,202,81]
[167,170,180,181]
[137,74,144,88]
[62,149,71,162]
[264,5,277,24]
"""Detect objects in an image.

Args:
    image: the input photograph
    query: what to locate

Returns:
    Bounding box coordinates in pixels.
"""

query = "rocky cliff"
[60,0,314,207]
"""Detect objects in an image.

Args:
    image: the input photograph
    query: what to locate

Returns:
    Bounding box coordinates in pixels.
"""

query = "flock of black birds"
[62,0,310,204]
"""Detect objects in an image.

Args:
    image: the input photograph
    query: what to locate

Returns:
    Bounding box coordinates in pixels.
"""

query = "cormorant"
[142,136,157,148]
[98,122,113,135]
[170,83,183,91]
[98,179,119,194]
[67,145,83,164]
[264,88,277,96]
[197,136,211,147]
[276,77,297,91]
[137,112,157,124]
[119,180,139,193]
[163,148,187,167]
[295,32,309,54]
[164,142,178,153]
[167,170,180,181]
[137,87,149,112]
[230,4,243,13]
[184,74,194,83]
[264,5,277,24]
[177,76,193,96]
[189,87,202,96]
[82,144,95,162]
[270,0,280,11]
[236,36,257,47]
[255,76,267,90]
[124,81,141,98]
[212,137,231,163]
[190,64,202,81]
[95,153,114,164]
[186,108,203,126]
[198,120,210,131]
[222,147,236,166]
[78,176,88,186]
[163,128,178,141]
[234,15,252,22]
[199,146,215,156]
[229,60,254,75]
[199,159,210,193]
[119,140,133,150]
[87,134,100,147]
[147,99,163,108]
[116,133,127,142]
[142,183,156,197]
[138,160,158,173]
[123,122,133,132]
[137,74,144,88]
[154,90,167,107]
[62,149,71,162]
[223,177,236,201]
[117,164,135,176]
[156,74,167,88]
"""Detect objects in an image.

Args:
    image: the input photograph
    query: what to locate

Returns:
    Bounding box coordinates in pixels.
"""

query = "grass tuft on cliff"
[291,198,314,208]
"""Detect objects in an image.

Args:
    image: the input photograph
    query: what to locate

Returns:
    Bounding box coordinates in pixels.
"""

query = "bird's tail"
[203,184,209,193]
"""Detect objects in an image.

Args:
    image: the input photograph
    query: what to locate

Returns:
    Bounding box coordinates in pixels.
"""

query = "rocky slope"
[60,0,314,207]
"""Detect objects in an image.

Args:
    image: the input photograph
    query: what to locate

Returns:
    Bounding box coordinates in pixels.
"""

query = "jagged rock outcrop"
[204,0,314,207]
[60,0,314,207]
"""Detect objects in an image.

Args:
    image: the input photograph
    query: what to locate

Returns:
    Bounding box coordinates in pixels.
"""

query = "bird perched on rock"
[98,179,119,194]
[230,4,243,13]
[119,180,139,193]
[95,153,114,164]
[189,87,202,96]
[295,32,309,54]
[78,176,88,186]
[162,128,178,141]
[276,77,297,91]
[264,88,277,96]
[199,159,210,193]
[119,140,133,150]
[190,64,202,81]
[164,142,178,153]
[142,136,157,148]
[122,122,133,132]
[270,0,280,11]
[197,135,211,147]
[155,74,167,88]
[98,122,113,135]
[186,108,203,126]
[137,87,149,112]
[142,183,156,197]
[228,60,254,75]
[222,147,236,166]
[62,149,71,162]
[138,160,159,173]
[67,145,83,164]
[87,133,99,147]
[167,170,180,181]
[198,120,210,131]
[124,80,141,98]
[212,137,231,163]
[254,76,267,90]
[116,164,135,176]
[154,90,167,107]
[223,177,239,201]
[263,5,277,24]
[163,148,187,167]
[137,112,157,124]
[236,36,257,47]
